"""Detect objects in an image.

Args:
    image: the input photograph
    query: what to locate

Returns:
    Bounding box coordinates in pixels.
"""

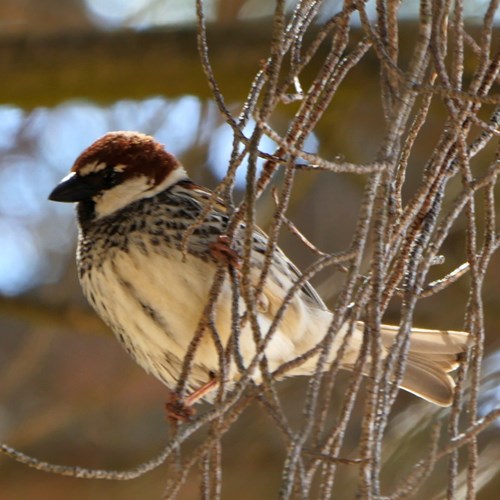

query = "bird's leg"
[209,235,240,269]
[185,377,219,405]
[165,377,219,423]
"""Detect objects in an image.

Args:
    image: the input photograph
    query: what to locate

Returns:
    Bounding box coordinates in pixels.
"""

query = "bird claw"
[209,235,240,269]
[165,393,196,423]
[165,378,218,423]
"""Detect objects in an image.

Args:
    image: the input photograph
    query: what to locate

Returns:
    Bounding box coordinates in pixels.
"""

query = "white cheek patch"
[93,165,188,220]
[144,165,188,196]
[94,176,152,219]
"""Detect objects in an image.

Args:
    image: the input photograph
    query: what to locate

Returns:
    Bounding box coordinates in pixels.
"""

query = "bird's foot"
[165,378,219,423]
[165,392,196,423]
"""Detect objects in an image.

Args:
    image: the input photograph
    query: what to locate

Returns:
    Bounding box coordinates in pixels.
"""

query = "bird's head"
[48,131,188,220]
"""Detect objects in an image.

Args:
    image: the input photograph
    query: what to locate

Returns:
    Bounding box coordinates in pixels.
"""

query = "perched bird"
[49,131,468,412]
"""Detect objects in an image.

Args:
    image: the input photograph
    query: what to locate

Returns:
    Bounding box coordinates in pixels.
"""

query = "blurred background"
[0,1,499,498]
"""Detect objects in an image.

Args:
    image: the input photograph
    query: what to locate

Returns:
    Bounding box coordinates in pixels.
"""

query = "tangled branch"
[2,1,499,498]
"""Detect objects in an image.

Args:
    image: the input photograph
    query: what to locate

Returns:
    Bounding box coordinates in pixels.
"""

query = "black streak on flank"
[140,302,160,323]
[115,272,174,340]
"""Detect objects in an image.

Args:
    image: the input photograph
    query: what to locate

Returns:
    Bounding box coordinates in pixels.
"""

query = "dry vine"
[1,1,499,498]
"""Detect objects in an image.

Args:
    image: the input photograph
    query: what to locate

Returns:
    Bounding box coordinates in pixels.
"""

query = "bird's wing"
[251,226,327,310]
[175,180,327,311]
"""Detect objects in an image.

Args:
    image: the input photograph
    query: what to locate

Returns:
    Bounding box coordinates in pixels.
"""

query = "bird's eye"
[102,168,118,188]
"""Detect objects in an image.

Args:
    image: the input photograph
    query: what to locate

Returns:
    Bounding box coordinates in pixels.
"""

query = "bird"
[49,131,469,414]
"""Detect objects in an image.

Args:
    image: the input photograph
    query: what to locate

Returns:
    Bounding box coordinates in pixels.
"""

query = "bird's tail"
[341,323,469,406]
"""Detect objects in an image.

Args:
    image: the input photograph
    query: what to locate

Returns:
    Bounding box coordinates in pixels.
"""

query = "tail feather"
[283,317,468,407]
[401,354,457,406]
[379,324,469,406]
[380,324,468,354]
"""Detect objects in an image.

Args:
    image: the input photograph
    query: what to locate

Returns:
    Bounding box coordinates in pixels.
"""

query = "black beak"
[48,172,100,202]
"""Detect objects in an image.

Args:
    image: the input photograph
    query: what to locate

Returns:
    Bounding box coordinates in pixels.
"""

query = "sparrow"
[49,131,469,412]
